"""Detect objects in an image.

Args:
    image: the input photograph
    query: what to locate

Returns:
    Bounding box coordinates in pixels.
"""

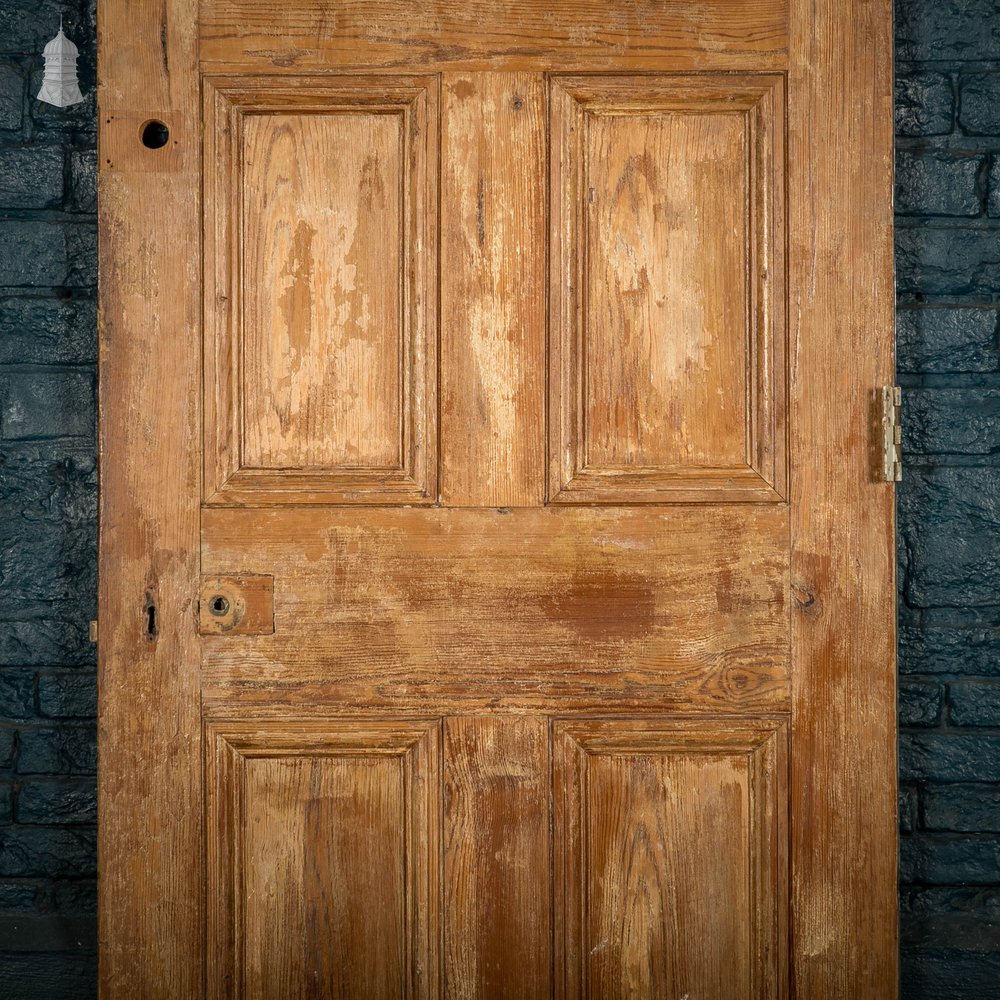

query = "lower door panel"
[205,716,787,999]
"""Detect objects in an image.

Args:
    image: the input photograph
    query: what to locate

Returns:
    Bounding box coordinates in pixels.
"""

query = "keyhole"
[209,595,230,617]
[140,119,170,149]
[145,602,158,639]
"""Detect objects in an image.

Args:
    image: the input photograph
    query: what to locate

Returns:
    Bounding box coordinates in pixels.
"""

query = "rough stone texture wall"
[0,2,98,996]
[0,0,998,996]
[896,0,1000,996]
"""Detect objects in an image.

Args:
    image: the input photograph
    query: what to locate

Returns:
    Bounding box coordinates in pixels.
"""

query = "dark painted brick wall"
[0,1,98,997]
[0,0,998,996]
[896,0,1000,996]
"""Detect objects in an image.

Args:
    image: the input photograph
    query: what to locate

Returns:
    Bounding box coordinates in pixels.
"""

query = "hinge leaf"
[882,385,902,482]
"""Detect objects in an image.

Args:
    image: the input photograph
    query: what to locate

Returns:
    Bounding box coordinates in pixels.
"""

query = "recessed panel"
[549,75,786,503]
[240,111,403,472]
[553,719,788,998]
[203,77,438,504]
[241,754,405,996]
[585,111,748,470]
[206,720,441,999]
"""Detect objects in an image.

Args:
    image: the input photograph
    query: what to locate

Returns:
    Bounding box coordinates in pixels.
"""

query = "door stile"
[97,0,204,994]
[788,0,898,993]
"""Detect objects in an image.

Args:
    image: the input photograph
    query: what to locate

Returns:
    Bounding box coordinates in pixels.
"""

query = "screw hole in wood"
[140,119,170,149]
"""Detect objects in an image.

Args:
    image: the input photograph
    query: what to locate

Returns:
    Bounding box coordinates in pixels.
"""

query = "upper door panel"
[198,3,789,508]
[549,74,786,503]
[203,76,438,504]
[201,71,787,507]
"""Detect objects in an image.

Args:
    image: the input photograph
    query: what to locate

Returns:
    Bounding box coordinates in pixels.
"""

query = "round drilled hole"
[209,595,231,617]
[140,119,170,149]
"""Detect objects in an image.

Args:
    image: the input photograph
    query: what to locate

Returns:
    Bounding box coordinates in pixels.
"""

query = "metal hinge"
[88,619,98,643]
[882,385,902,482]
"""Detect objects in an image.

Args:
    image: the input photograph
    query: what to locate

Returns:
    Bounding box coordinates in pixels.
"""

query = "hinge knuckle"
[881,385,902,482]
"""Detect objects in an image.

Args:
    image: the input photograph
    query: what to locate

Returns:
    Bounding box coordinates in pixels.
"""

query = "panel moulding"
[548,74,788,504]
[202,76,440,506]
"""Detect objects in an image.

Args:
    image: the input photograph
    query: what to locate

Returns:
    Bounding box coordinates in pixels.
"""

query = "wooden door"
[97,1,897,997]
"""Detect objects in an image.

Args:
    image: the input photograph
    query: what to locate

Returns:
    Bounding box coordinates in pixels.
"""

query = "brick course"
[0,1,97,992]
[896,72,955,137]
[897,3,1000,991]
[895,151,984,216]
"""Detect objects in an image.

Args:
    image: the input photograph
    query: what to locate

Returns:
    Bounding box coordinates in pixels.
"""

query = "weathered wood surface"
[200,0,789,73]
[553,719,788,998]
[440,73,547,507]
[98,0,897,994]
[98,0,203,995]
[201,505,790,713]
[788,0,899,992]
[443,717,551,999]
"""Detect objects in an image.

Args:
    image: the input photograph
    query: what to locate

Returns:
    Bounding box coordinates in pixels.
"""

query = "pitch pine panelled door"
[97,0,897,996]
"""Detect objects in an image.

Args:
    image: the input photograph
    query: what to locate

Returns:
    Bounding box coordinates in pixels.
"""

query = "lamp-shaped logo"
[37,20,84,108]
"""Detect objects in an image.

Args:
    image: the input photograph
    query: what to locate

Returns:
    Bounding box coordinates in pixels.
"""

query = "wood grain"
[585,110,748,470]
[788,0,899,993]
[198,575,274,635]
[549,75,787,503]
[97,0,203,995]
[200,505,789,714]
[440,73,546,507]
[553,718,788,998]
[443,717,550,999]
[101,112,185,172]
[241,110,403,471]
[100,0,896,992]
[206,719,441,999]
[203,77,438,504]
[200,0,789,74]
